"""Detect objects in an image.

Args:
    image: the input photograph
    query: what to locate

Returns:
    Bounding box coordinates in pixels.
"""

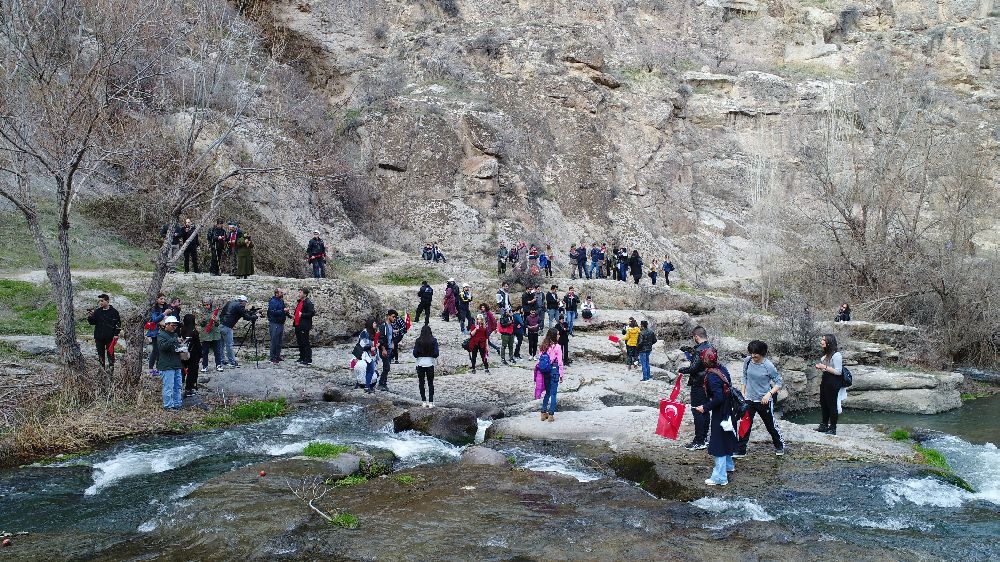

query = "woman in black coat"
[628,250,644,284]
[693,348,737,486]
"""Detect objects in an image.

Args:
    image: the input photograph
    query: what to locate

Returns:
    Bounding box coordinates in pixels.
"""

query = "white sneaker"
[428,402,434,408]
[199,366,208,373]
[704,479,727,486]
[421,401,427,408]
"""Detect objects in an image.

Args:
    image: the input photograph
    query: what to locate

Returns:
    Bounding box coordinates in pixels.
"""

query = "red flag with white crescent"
[655,375,686,440]
[107,336,119,359]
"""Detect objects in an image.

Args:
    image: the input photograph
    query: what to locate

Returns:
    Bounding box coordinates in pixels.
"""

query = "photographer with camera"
[220,295,258,367]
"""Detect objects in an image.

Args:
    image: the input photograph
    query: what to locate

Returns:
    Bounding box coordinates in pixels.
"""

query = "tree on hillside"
[796,52,999,365]
[0,0,179,394]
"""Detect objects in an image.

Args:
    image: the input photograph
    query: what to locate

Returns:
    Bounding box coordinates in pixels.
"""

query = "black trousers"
[415,303,431,324]
[417,365,434,402]
[184,355,200,392]
[184,246,199,273]
[295,325,312,363]
[498,260,506,275]
[820,381,840,428]
[514,333,523,357]
[470,346,488,370]
[527,332,539,356]
[737,400,784,453]
[379,352,391,387]
[690,384,710,444]
[209,244,223,275]
[95,337,114,369]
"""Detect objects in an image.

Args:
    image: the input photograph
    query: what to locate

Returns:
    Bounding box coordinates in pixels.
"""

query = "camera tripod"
[235,317,261,368]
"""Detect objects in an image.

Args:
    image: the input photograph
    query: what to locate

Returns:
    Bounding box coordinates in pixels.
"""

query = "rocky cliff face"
[246,0,999,285]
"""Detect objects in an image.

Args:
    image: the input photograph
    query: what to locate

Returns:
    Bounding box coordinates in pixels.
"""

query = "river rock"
[843,388,962,415]
[460,446,509,466]
[393,406,479,445]
[848,366,955,391]
[314,453,362,477]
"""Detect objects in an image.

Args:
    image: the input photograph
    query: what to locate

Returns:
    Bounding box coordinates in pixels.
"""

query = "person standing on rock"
[649,258,659,285]
[235,231,254,279]
[179,313,202,398]
[478,303,501,354]
[662,256,674,286]
[562,286,580,336]
[306,230,326,279]
[568,244,578,280]
[544,245,554,277]
[628,250,644,284]
[88,293,121,371]
[181,218,200,273]
[507,243,519,273]
[534,284,546,330]
[527,244,540,274]
[736,340,785,457]
[355,321,379,393]
[637,320,658,381]
[589,242,601,279]
[693,348,737,486]
[679,326,714,451]
[207,219,227,276]
[219,295,255,367]
[293,288,315,365]
[576,242,589,280]
[412,325,439,407]
[815,334,844,435]
[496,281,512,313]
[415,280,434,325]
[521,286,538,324]
[545,285,560,327]
[156,315,184,410]
[498,307,515,365]
[539,248,551,278]
[267,288,290,365]
[147,293,169,377]
[556,313,571,365]
[512,305,525,360]
[225,222,241,276]
[468,315,490,375]
[497,243,508,276]
[457,283,474,334]
[377,310,399,391]
[622,317,640,370]
[538,328,565,422]
[617,247,629,282]
[442,278,458,322]
[391,312,407,363]
[199,297,224,373]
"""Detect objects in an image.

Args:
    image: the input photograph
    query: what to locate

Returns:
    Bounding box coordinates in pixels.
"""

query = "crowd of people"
[494,240,674,285]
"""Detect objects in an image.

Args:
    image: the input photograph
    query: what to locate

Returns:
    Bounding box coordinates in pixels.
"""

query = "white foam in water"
[691,497,776,529]
[882,477,970,508]
[924,435,1000,506]
[260,440,311,456]
[85,444,204,496]
[516,452,601,483]
[360,430,462,463]
[475,419,492,445]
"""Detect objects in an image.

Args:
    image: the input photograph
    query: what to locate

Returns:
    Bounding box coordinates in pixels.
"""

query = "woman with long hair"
[412,325,439,407]
[538,328,565,422]
[815,333,844,435]
[355,319,379,393]
[628,249,644,284]
[693,348,737,486]
[468,314,490,375]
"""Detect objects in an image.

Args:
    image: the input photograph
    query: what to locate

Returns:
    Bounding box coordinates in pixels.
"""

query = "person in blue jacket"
[693,347,738,486]
[267,288,290,364]
[147,293,171,376]
[512,306,525,360]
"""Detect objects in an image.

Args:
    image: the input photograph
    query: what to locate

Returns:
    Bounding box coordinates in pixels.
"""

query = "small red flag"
[107,336,119,359]
[655,375,686,440]
[405,312,412,331]
[738,411,752,439]
[608,334,620,344]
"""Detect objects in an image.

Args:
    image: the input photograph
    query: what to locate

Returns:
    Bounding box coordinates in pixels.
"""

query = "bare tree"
[0,0,178,391]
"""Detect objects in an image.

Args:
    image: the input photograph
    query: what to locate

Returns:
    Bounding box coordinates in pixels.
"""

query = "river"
[0,402,997,560]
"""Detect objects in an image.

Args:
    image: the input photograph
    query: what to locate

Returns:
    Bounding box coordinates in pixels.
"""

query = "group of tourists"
[496,240,674,285]
[420,242,447,263]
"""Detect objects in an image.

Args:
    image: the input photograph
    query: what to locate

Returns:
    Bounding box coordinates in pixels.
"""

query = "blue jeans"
[565,311,577,334]
[161,369,182,408]
[269,322,284,362]
[365,359,376,389]
[577,263,588,279]
[639,351,651,380]
[219,325,236,365]
[541,371,559,414]
[589,260,600,278]
[650,272,658,285]
[312,259,325,278]
[618,263,627,281]
[710,455,735,484]
[201,338,223,368]
[547,309,559,327]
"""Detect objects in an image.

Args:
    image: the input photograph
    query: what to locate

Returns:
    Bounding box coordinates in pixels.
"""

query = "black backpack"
[841,365,853,388]
[499,312,513,328]
[705,366,749,419]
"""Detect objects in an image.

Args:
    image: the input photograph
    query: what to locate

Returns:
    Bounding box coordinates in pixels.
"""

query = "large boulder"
[460,446,510,466]
[848,366,958,391]
[843,389,962,415]
[393,406,479,445]
[818,321,921,351]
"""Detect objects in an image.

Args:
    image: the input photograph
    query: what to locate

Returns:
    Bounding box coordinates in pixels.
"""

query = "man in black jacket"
[377,310,399,391]
[306,230,326,279]
[181,218,200,273]
[207,220,227,276]
[545,285,560,327]
[219,295,257,367]
[415,281,433,325]
[87,293,121,370]
[293,288,316,365]
[679,326,715,450]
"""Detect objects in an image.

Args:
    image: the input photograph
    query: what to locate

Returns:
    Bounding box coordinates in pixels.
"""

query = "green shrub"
[332,475,367,487]
[394,474,416,485]
[202,398,287,427]
[330,512,359,529]
[890,429,910,441]
[914,445,950,470]
[302,443,351,458]
[960,392,989,401]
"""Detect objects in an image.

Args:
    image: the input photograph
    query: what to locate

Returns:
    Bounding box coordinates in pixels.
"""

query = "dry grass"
[0,367,220,468]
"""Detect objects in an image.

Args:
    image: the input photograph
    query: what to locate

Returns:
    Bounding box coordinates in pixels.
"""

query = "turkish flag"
[608,335,620,344]
[107,336,119,359]
[405,312,412,331]
[655,375,686,440]
[738,411,752,439]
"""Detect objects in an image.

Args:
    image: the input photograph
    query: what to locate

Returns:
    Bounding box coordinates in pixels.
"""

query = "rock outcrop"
[393,406,479,445]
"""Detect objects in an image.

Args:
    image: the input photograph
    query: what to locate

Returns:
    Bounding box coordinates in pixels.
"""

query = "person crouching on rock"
[468,314,490,375]
[412,325,439,408]
[692,348,737,486]
[538,328,565,422]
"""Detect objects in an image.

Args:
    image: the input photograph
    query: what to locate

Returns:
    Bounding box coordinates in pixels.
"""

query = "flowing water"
[1,402,998,559]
